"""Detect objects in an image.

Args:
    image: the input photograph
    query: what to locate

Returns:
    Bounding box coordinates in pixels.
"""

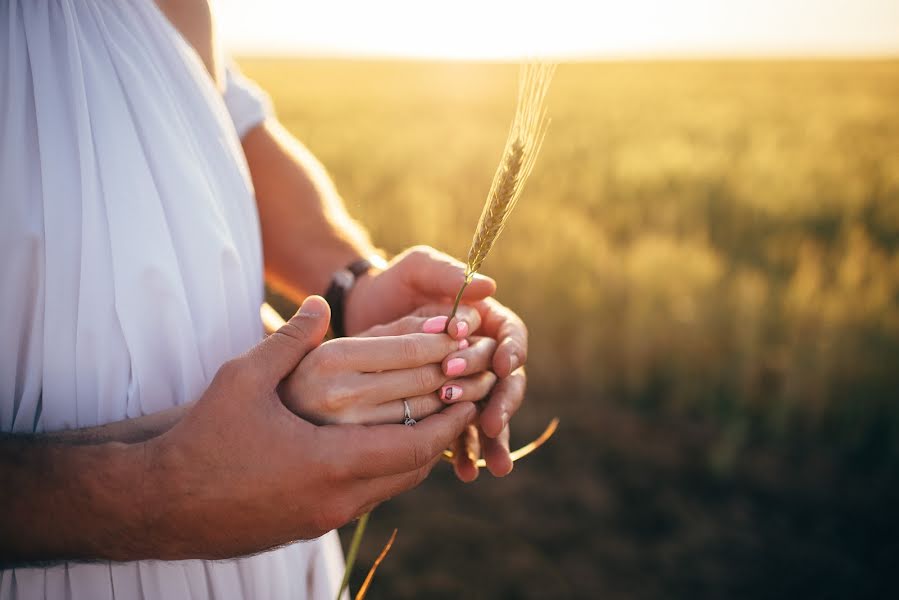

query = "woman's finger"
[480,424,513,477]
[441,336,498,380]
[358,304,482,339]
[356,363,448,404]
[479,367,527,438]
[412,304,483,340]
[452,425,481,483]
[438,371,498,404]
[364,393,446,426]
[321,333,463,373]
[358,361,500,407]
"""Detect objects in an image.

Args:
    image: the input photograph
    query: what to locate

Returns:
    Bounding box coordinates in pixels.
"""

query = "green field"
[240,58,899,598]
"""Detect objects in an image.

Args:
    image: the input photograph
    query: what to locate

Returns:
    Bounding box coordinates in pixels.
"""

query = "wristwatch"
[324,256,386,338]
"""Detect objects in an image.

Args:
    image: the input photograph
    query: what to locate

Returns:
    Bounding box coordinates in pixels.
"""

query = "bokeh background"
[225,2,899,597]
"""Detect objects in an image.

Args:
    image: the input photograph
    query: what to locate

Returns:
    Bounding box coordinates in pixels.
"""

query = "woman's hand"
[279,305,498,426]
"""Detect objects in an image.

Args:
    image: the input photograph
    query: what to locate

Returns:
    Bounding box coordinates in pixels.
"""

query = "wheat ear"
[447,62,555,322]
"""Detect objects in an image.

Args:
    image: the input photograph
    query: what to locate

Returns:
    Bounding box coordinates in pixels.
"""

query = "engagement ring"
[403,400,416,426]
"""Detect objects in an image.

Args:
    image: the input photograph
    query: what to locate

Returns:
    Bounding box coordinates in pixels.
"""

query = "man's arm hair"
[40,404,189,446]
[0,433,156,567]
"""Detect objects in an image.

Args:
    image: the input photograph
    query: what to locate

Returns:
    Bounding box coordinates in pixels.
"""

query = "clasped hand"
[145,247,527,558]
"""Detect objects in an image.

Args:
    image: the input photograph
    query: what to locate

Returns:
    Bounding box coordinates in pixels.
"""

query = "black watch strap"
[324,258,377,338]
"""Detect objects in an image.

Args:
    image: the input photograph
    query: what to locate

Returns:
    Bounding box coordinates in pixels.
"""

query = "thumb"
[248,295,331,386]
[405,249,497,302]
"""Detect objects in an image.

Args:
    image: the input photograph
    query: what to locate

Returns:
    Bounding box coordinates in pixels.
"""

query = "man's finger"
[339,402,477,479]
[351,453,445,514]
[481,425,513,477]
[403,247,496,302]
[243,296,331,386]
[480,367,526,438]
[476,298,529,378]
[452,425,481,483]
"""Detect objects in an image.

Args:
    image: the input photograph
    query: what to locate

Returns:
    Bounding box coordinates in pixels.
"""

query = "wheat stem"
[337,511,370,600]
[445,277,471,328]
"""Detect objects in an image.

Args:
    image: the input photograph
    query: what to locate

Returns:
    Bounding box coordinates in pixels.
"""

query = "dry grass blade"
[447,61,556,321]
[442,418,560,467]
[354,529,398,600]
[337,511,370,600]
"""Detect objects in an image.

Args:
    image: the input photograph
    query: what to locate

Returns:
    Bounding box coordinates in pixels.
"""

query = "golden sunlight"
[217,0,899,58]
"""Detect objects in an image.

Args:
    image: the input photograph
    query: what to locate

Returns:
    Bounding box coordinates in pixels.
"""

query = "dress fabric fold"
[0,1,346,598]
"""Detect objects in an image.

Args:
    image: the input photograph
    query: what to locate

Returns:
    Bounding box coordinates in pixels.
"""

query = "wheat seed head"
[465,61,556,279]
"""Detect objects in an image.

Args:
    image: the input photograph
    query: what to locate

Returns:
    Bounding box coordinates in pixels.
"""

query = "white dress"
[0,0,346,598]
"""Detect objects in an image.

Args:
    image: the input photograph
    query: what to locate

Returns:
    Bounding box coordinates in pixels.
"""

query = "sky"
[217,0,899,59]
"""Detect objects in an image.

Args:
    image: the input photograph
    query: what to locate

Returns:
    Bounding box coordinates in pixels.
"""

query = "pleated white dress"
[0,0,346,598]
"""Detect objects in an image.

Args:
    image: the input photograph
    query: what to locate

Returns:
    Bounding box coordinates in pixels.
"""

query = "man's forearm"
[43,404,189,446]
[0,435,154,566]
[242,119,379,302]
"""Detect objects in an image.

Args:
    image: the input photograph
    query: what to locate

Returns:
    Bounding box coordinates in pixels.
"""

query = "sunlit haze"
[218,0,899,59]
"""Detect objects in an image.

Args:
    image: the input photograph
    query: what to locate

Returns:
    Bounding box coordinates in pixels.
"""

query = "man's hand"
[343,246,497,336]
[144,296,477,560]
[345,246,529,483]
[415,300,528,482]
[0,297,477,565]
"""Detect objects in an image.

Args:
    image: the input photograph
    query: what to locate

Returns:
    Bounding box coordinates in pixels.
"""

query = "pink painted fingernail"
[454,320,469,339]
[458,339,470,350]
[423,316,448,334]
[445,357,467,377]
[440,384,464,401]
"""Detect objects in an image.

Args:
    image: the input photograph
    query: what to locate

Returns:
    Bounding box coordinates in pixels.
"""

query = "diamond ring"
[403,399,416,426]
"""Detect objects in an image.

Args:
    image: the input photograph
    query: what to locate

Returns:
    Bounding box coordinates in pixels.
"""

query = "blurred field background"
[241,58,899,598]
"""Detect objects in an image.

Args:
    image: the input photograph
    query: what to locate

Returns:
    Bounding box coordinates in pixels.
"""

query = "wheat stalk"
[338,63,556,600]
[447,61,556,321]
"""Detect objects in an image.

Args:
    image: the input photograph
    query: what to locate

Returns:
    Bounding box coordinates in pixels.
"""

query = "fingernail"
[501,411,510,428]
[445,358,466,377]
[458,339,470,350]
[454,320,469,339]
[508,352,519,372]
[440,384,464,401]
[299,296,325,316]
[422,316,448,333]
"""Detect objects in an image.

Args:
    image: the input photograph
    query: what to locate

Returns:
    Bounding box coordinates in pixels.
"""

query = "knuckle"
[410,396,436,420]
[512,367,527,383]
[319,503,353,531]
[415,365,443,392]
[314,342,345,371]
[484,371,499,388]
[401,316,423,334]
[401,245,431,267]
[409,244,432,258]
[321,385,352,414]
[400,336,422,364]
[215,359,248,388]
[275,317,314,347]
